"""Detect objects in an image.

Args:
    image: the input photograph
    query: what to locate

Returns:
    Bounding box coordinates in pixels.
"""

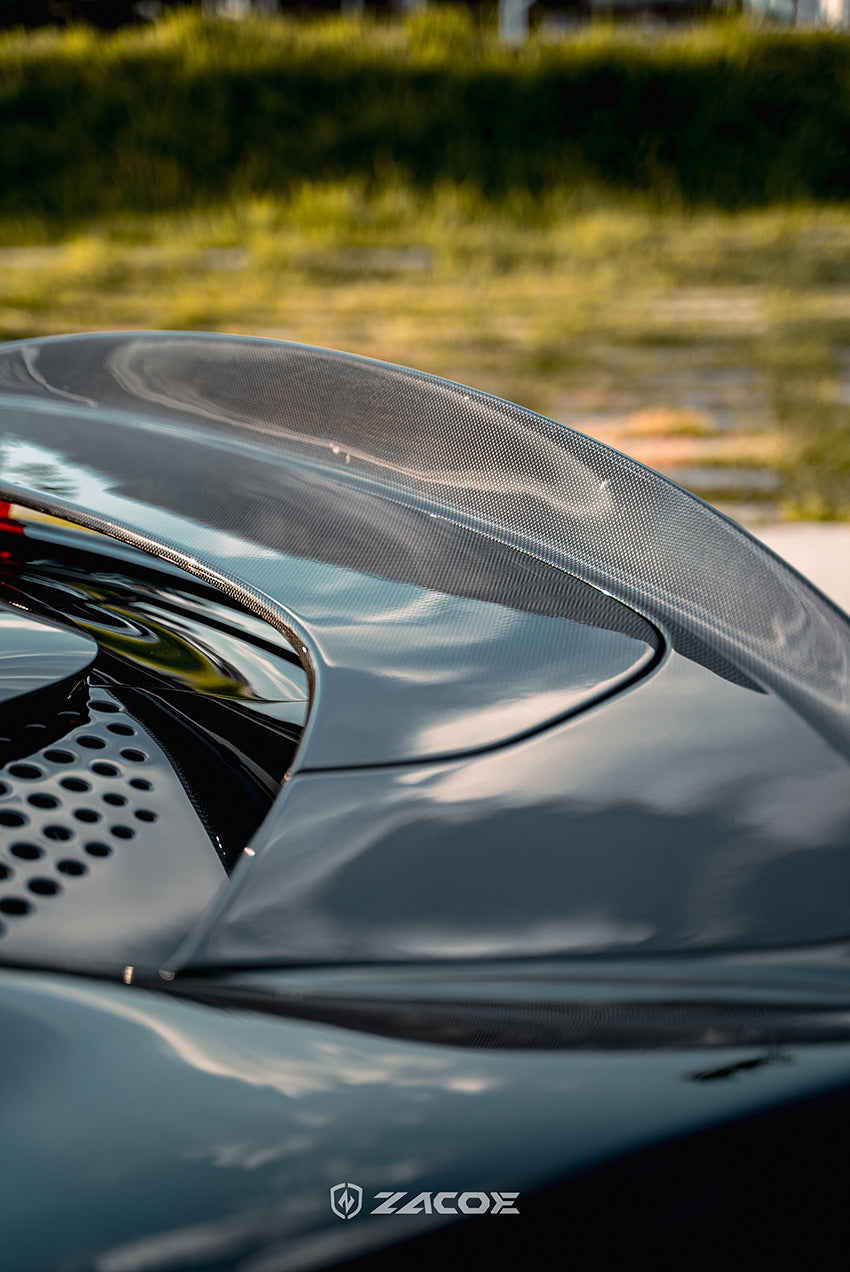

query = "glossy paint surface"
[2,527,310,732]
[0,601,95,713]
[5,965,850,1271]
[183,647,850,968]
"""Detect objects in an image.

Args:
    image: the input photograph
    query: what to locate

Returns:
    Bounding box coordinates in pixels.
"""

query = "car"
[0,329,849,1270]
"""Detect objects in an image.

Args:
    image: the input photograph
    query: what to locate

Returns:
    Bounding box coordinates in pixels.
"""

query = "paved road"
[753,523,850,617]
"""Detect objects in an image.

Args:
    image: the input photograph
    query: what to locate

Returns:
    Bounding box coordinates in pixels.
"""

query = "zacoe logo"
[329,1183,363,1220]
[330,1186,519,1218]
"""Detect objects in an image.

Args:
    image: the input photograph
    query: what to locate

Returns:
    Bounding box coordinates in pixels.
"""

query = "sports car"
[0,330,848,1269]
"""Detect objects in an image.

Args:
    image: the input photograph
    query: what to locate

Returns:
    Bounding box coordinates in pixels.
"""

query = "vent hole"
[28,878,60,897]
[85,842,112,858]
[28,794,59,810]
[0,811,27,827]
[77,736,106,751]
[110,825,134,840]
[8,765,41,781]
[0,863,12,880]
[107,723,135,737]
[44,749,76,764]
[129,778,152,791]
[0,782,7,797]
[61,778,90,793]
[0,897,30,915]
[91,701,121,713]
[120,749,146,763]
[57,859,87,876]
[92,763,119,778]
[103,794,126,807]
[10,843,41,861]
[73,810,100,824]
[43,826,73,842]
[135,809,157,823]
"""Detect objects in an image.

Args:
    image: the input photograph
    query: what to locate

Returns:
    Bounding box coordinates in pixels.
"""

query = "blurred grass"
[2,10,850,220]
[1,187,847,518]
[0,12,848,517]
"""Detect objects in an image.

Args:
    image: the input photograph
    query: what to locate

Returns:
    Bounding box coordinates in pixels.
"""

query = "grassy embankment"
[1,11,849,518]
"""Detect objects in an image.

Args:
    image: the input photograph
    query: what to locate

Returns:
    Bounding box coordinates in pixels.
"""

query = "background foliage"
[2,11,850,221]
[1,11,848,518]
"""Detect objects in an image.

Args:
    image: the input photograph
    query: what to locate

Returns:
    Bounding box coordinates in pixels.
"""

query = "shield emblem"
[330,1182,363,1220]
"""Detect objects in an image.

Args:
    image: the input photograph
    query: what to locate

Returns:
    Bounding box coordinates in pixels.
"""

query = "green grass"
[1,11,850,222]
[1,13,848,518]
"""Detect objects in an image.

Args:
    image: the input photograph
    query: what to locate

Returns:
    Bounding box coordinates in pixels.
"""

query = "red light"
[0,502,23,536]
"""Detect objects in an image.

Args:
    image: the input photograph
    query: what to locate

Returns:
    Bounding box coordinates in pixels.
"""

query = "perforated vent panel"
[0,682,226,970]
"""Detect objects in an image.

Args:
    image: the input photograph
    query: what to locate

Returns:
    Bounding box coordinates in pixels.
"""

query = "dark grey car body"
[0,332,848,1269]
